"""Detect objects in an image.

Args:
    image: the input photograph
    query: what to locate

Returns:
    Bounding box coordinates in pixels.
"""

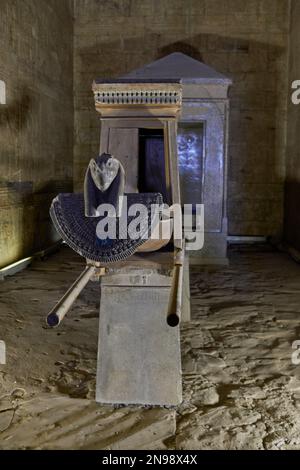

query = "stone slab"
[96,284,182,406]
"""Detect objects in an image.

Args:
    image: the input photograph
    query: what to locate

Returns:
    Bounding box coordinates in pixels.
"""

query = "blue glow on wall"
[177,123,204,207]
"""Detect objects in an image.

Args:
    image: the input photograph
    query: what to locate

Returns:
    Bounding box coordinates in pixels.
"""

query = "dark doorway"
[138,128,170,204]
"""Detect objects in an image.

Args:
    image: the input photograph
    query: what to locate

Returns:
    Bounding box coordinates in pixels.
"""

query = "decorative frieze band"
[92,82,182,107]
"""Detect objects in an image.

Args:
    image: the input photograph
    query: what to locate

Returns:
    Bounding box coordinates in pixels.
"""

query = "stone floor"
[1,244,300,449]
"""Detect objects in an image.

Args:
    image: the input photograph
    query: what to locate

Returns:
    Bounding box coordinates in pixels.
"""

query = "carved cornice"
[92,82,182,117]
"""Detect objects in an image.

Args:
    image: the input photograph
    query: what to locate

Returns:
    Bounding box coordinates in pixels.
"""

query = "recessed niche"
[138,128,171,204]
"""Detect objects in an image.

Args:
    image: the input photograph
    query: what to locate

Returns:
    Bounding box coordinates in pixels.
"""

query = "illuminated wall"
[284,0,300,253]
[0,0,74,268]
[177,123,204,210]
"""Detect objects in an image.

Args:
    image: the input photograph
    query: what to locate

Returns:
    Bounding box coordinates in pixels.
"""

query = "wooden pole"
[167,247,184,327]
[46,265,96,327]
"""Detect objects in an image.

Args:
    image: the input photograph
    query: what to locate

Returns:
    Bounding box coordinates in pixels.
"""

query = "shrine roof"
[120,52,232,85]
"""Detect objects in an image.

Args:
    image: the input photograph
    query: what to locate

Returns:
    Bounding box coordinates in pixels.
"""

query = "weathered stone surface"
[0,0,74,267]
[73,0,290,237]
[284,0,300,253]
[97,284,182,406]
[2,245,300,449]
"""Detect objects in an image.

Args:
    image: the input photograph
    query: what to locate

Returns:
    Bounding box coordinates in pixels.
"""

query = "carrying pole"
[166,246,184,327]
[46,265,96,327]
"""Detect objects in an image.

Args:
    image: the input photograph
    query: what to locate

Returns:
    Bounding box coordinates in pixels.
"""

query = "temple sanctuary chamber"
[1,0,300,452]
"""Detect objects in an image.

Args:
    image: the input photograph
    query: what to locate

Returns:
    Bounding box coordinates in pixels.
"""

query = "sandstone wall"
[0,0,74,267]
[74,0,290,237]
[284,0,300,252]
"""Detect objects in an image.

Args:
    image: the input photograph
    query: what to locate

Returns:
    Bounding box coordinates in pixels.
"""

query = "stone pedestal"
[96,253,184,406]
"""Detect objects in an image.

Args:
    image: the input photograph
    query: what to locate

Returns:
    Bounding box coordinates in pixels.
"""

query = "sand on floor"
[1,244,300,450]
